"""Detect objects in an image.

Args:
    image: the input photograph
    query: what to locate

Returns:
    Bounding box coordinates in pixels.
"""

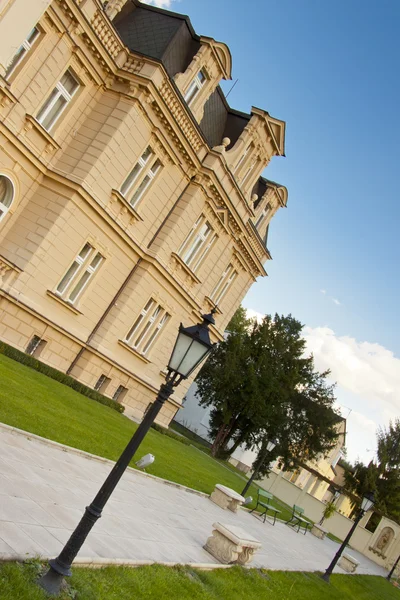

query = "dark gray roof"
[200,86,250,149]
[114,1,200,78]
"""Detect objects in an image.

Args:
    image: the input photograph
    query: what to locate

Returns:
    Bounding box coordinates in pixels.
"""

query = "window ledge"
[110,189,143,223]
[170,253,201,285]
[46,290,82,315]
[204,296,223,315]
[24,115,61,152]
[118,339,151,364]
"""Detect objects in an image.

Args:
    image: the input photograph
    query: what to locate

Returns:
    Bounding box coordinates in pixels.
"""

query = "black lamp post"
[38,310,216,595]
[241,439,277,497]
[321,491,375,583]
[387,553,400,582]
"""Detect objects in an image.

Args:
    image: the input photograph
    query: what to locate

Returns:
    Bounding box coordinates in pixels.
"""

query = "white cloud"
[303,326,400,416]
[303,326,400,461]
[320,289,327,295]
[140,0,175,8]
[332,297,341,306]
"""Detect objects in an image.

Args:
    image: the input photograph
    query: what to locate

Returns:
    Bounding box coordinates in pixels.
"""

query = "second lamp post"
[241,439,277,497]
[321,491,375,582]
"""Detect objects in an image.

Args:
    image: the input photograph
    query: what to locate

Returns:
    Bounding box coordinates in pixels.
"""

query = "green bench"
[285,504,311,535]
[250,489,281,525]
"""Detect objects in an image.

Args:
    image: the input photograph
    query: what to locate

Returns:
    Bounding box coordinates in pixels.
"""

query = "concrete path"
[0,424,387,576]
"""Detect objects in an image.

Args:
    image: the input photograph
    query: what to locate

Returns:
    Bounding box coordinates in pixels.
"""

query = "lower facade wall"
[0,294,178,426]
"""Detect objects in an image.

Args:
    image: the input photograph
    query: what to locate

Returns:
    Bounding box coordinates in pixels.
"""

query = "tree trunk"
[211,414,241,457]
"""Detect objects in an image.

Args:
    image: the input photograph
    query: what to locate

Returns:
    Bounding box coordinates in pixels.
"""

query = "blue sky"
[145,1,400,463]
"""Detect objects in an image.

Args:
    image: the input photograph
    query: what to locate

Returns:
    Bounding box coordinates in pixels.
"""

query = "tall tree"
[196,308,340,463]
[344,420,400,522]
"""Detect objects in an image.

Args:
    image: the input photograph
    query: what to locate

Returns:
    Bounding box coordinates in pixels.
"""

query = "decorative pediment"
[264,115,286,157]
[200,37,232,80]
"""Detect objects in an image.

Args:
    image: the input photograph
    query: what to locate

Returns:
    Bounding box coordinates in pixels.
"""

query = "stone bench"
[338,553,359,573]
[204,522,261,565]
[210,484,245,513]
[311,524,328,540]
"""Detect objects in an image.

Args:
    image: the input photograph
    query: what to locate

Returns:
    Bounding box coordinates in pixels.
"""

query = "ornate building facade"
[0,0,287,424]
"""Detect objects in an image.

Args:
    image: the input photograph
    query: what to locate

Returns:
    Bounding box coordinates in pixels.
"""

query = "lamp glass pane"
[361,494,374,512]
[177,338,209,377]
[168,331,193,373]
[267,440,276,452]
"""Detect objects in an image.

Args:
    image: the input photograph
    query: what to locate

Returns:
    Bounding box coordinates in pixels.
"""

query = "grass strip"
[0,561,396,600]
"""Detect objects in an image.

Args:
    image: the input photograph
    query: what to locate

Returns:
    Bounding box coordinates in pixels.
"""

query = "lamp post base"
[320,571,331,583]
[37,561,71,596]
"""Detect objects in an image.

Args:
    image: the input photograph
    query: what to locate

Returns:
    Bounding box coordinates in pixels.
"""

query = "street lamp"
[241,438,277,497]
[321,491,375,583]
[38,310,216,595]
[387,553,400,582]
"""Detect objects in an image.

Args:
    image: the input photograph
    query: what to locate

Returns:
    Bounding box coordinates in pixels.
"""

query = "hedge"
[0,341,124,413]
[151,422,191,446]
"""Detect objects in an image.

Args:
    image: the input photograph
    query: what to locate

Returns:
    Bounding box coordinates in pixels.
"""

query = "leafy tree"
[377,420,400,473]
[344,420,400,522]
[196,308,340,464]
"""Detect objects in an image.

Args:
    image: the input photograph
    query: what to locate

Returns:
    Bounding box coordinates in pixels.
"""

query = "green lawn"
[0,561,396,600]
[0,354,292,517]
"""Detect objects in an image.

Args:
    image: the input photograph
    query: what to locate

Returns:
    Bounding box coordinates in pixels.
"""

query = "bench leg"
[262,509,268,523]
[273,512,277,526]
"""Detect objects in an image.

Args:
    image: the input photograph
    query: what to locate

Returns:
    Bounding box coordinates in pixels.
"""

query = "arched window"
[0,175,14,222]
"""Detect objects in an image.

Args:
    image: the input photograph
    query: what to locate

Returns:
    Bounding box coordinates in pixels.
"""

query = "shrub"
[0,341,124,413]
[151,422,191,445]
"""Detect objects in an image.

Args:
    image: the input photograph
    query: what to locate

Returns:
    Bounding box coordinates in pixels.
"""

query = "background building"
[0,0,287,424]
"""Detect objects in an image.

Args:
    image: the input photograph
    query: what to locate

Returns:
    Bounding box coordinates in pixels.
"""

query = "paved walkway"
[0,424,386,575]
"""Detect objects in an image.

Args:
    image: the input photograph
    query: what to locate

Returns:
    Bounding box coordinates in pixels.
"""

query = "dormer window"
[255,203,271,229]
[233,145,251,174]
[184,69,206,106]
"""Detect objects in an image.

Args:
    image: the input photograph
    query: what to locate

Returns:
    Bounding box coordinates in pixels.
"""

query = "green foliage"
[151,422,191,446]
[345,420,400,522]
[377,420,400,473]
[322,501,336,521]
[196,309,340,467]
[0,340,124,413]
[226,304,252,334]
[0,561,397,600]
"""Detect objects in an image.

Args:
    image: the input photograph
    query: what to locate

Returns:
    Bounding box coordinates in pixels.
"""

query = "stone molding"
[0,254,22,285]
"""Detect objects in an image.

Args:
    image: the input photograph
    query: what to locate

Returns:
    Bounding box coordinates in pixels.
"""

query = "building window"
[113,385,128,402]
[241,158,257,186]
[178,216,216,272]
[56,243,104,304]
[184,69,206,106]
[5,27,40,78]
[233,144,251,174]
[255,203,271,229]
[125,298,170,356]
[26,335,47,358]
[210,264,238,305]
[120,147,162,208]
[0,175,14,222]
[36,69,79,132]
[94,374,111,394]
